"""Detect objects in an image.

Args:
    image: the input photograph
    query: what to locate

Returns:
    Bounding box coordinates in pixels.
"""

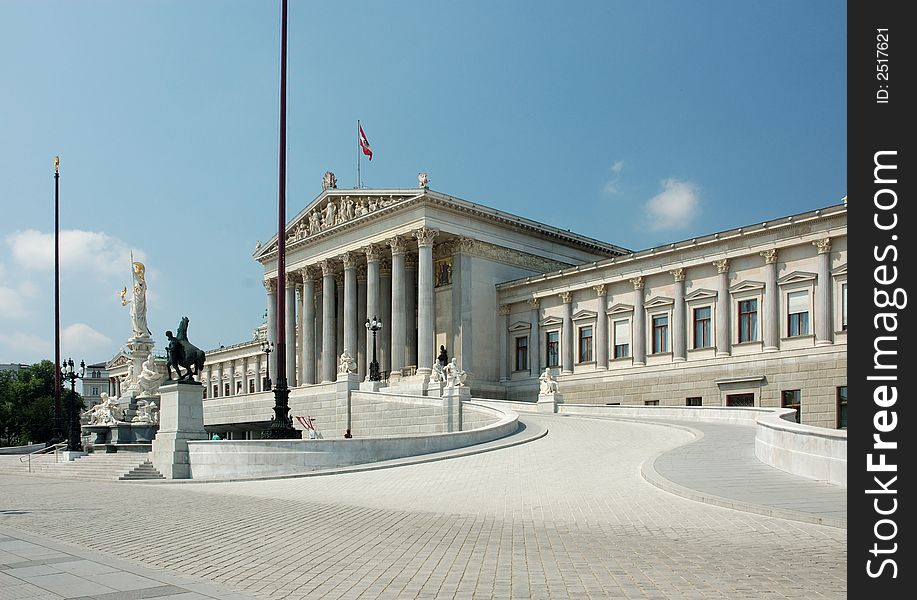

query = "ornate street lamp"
[61,358,84,452]
[261,340,274,391]
[365,316,383,381]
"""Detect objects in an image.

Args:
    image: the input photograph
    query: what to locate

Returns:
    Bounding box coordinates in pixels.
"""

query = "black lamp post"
[365,316,382,381]
[61,358,84,452]
[261,340,274,391]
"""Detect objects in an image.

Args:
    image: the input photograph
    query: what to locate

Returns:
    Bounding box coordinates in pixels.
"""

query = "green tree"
[0,361,84,447]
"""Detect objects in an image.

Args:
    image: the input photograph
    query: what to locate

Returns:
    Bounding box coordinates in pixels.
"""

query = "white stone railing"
[754,408,847,487]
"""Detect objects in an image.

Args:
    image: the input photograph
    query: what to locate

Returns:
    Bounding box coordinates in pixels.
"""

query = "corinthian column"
[761,249,779,352]
[631,277,646,366]
[713,259,730,357]
[529,297,541,374]
[300,267,316,384]
[814,238,833,346]
[413,227,438,374]
[364,244,381,378]
[357,264,367,381]
[388,236,408,377]
[285,272,297,385]
[264,278,277,381]
[319,259,336,383]
[379,258,392,375]
[560,292,574,374]
[405,253,418,367]
[670,268,687,362]
[499,304,510,381]
[341,251,358,361]
[593,285,608,370]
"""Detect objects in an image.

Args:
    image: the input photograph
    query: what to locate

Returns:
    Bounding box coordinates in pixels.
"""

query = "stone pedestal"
[61,450,87,462]
[442,385,469,432]
[118,335,155,407]
[537,392,561,414]
[385,373,430,396]
[152,381,207,479]
[359,380,385,392]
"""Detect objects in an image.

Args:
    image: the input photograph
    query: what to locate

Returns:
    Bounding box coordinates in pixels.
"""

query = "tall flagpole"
[53,156,62,443]
[265,0,296,439]
[357,119,361,189]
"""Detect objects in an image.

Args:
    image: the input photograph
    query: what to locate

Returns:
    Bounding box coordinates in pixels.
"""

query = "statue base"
[152,381,206,479]
[537,392,561,413]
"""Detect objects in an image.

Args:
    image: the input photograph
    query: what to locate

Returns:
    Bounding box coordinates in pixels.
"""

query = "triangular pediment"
[607,303,634,315]
[728,280,765,294]
[685,288,718,302]
[644,296,674,309]
[540,316,564,327]
[778,271,817,286]
[106,351,132,370]
[572,309,598,321]
[832,263,847,277]
[508,321,532,332]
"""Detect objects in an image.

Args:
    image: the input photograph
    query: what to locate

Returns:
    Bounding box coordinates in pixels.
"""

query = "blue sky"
[0,1,847,365]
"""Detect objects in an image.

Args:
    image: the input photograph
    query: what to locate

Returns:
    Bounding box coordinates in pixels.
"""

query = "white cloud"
[0,281,39,319]
[0,332,50,360]
[61,323,114,362]
[644,179,701,231]
[5,229,142,279]
[603,160,626,195]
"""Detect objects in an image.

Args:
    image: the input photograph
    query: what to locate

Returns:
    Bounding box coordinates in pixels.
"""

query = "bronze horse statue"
[166,316,206,381]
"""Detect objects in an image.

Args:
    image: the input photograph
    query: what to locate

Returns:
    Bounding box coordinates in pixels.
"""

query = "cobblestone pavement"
[0,414,846,599]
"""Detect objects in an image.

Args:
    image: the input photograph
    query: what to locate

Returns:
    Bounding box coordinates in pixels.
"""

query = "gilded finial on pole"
[54,156,60,174]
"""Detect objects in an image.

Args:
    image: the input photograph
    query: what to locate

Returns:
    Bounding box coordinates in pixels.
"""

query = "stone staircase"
[30,451,163,481]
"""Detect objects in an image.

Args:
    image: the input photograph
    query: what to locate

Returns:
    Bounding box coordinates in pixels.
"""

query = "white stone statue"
[443,358,467,387]
[539,368,558,394]
[121,261,151,339]
[323,200,337,229]
[309,210,321,234]
[418,172,429,188]
[137,354,163,397]
[120,362,136,393]
[338,349,357,374]
[431,361,446,385]
[86,392,125,425]
[322,171,337,190]
[132,399,159,425]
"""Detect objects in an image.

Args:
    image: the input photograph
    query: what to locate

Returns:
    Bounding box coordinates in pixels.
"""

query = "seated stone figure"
[132,399,159,425]
[431,361,446,384]
[443,358,467,387]
[86,392,125,425]
[338,349,357,374]
[539,368,558,394]
[137,354,163,397]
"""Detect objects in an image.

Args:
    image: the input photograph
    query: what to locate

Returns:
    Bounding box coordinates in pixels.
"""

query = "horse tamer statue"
[166,316,206,381]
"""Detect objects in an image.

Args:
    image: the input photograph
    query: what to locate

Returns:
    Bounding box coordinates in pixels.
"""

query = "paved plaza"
[1,414,846,599]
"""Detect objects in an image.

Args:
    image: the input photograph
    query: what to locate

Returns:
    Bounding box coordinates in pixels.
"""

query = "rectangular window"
[224,383,230,397]
[738,299,758,342]
[841,283,848,331]
[726,393,755,407]
[212,385,219,398]
[578,326,593,362]
[686,397,702,406]
[249,379,255,394]
[546,331,560,367]
[652,314,669,353]
[613,319,630,358]
[781,389,801,423]
[91,386,99,396]
[787,290,810,337]
[645,400,659,406]
[693,307,712,348]
[837,386,847,429]
[515,336,529,371]
[203,387,208,399]
[236,381,243,394]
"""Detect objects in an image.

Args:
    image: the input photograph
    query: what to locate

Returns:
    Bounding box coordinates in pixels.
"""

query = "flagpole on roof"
[357,120,361,189]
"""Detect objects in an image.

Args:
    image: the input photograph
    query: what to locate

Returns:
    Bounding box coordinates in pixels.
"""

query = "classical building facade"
[197,184,846,433]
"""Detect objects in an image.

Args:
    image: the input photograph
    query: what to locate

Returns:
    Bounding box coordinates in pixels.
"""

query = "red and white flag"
[359,124,373,161]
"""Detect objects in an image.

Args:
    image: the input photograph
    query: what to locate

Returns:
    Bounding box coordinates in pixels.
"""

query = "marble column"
[285,273,297,386]
[452,238,474,373]
[761,249,779,352]
[671,268,687,361]
[713,260,730,357]
[229,359,236,396]
[379,258,392,376]
[593,285,608,370]
[255,354,263,392]
[529,297,541,374]
[341,251,359,360]
[388,236,408,377]
[560,292,574,374]
[631,277,646,366]
[357,265,367,381]
[301,267,316,385]
[405,253,418,367]
[320,259,336,383]
[264,278,277,383]
[413,227,438,374]
[315,288,323,381]
[335,273,344,359]
[498,304,510,381]
[364,245,381,379]
[814,238,833,346]
[216,363,224,397]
